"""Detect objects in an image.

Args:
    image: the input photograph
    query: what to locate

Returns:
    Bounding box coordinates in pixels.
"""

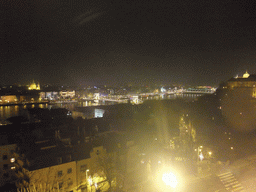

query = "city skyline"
[2,0,256,86]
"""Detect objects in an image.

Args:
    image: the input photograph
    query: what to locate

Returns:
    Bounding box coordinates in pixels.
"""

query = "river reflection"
[0,94,203,123]
[0,104,50,124]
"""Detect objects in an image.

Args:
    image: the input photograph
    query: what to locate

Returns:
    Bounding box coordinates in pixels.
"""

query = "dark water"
[0,94,202,123]
[0,104,51,124]
[140,93,202,101]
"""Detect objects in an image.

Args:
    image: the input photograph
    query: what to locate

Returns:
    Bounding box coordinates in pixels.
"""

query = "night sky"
[2,0,256,86]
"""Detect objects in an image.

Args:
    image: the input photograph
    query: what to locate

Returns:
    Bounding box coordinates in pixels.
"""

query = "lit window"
[11,166,15,170]
[10,158,15,163]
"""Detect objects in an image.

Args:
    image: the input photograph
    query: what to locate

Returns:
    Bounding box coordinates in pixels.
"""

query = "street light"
[162,172,178,188]
[155,166,182,191]
[196,146,203,174]
[199,153,204,161]
[88,176,93,192]
[86,169,89,180]
[196,146,203,161]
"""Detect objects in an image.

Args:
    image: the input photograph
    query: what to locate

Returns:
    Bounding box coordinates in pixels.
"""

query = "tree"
[18,165,76,192]
[89,150,125,192]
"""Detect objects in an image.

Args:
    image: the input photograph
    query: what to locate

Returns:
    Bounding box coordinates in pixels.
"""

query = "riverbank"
[0,101,50,107]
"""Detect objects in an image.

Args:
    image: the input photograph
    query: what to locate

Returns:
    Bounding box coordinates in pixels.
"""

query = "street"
[127,153,256,192]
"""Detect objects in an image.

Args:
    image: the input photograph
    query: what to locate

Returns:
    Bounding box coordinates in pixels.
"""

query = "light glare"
[162,172,178,188]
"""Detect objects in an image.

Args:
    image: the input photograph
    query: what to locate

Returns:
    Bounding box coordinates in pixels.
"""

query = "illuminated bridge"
[183,87,216,94]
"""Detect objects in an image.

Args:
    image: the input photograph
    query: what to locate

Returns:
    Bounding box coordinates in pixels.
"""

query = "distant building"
[40,91,59,100]
[226,71,255,87]
[0,94,40,104]
[221,71,256,99]
[0,95,18,103]
[72,108,105,119]
[28,80,40,90]
[95,108,105,118]
[59,90,75,99]
[217,71,256,131]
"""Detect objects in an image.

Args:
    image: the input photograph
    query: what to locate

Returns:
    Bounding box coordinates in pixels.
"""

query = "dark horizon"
[2,0,256,86]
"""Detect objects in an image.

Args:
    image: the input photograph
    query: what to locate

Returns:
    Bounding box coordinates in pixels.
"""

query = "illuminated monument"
[218,71,256,131]
[242,70,250,78]
[225,71,256,93]
[28,80,40,90]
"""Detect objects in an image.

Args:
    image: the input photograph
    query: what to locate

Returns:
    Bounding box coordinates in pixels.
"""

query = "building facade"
[27,161,77,192]
[218,71,256,131]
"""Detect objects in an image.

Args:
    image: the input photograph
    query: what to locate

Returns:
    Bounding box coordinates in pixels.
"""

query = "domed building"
[28,80,40,90]
[242,71,250,78]
[217,71,256,132]
[225,71,256,90]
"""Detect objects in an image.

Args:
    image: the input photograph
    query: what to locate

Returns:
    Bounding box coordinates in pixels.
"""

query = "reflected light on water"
[0,94,202,123]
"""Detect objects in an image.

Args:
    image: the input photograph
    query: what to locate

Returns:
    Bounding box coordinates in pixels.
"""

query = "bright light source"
[231,147,234,150]
[162,172,178,188]
[208,152,212,156]
[155,167,182,191]
[199,153,204,161]
[88,176,92,185]
[10,158,15,163]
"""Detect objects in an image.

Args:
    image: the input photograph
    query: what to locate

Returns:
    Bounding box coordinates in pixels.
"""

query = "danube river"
[0,93,203,124]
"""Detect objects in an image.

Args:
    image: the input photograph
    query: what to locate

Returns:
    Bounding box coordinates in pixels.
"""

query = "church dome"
[243,71,250,78]
[28,80,40,90]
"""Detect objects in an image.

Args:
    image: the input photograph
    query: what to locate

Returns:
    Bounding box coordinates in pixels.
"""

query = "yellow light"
[199,153,204,161]
[208,152,212,156]
[10,158,15,163]
[231,147,234,150]
[88,176,92,185]
[155,166,182,191]
[162,172,178,188]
